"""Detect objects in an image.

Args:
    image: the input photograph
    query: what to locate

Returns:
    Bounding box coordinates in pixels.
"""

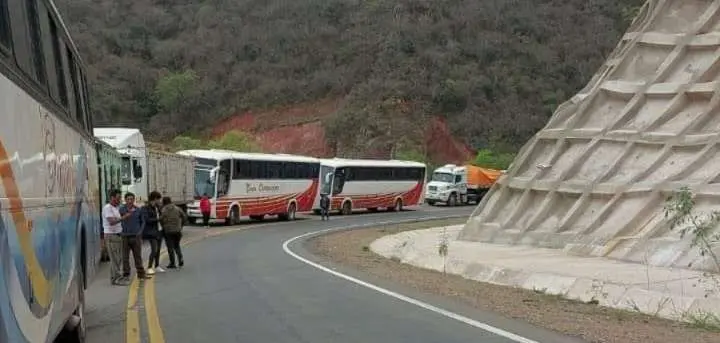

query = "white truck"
[425,164,502,206]
[94,128,195,209]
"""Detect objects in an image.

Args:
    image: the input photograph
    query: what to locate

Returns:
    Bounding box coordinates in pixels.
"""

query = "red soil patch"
[212,99,474,163]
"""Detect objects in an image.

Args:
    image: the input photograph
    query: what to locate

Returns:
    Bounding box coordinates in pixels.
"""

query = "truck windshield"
[431,172,454,183]
[320,165,334,195]
[194,168,215,197]
[121,157,132,185]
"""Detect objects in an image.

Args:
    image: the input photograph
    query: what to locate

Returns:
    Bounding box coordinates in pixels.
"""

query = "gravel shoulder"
[306,218,720,343]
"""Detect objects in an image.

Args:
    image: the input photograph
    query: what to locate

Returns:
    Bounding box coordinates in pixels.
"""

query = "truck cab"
[425,164,467,206]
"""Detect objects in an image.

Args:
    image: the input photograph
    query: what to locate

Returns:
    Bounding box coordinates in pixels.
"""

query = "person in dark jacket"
[319,193,330,221]
[119,192,147,279]
[160,196,188,268]
[142,191,164,274]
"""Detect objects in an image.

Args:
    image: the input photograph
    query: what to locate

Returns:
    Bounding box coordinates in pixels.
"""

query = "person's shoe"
[155,266,166,273]
[179,260,184,267]
[166,264,177,269]
[147,268,155,275]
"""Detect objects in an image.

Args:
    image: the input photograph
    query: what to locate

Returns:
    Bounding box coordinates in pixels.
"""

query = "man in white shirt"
[103,189,134,285]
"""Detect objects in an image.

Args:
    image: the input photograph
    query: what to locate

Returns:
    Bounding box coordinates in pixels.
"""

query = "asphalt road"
[84,206,582,343]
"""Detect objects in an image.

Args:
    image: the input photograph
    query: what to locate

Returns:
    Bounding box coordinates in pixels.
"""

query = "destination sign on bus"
[245,183,280,193]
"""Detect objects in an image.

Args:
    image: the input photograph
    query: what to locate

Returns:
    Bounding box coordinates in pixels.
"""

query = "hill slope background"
[55,0,642,163]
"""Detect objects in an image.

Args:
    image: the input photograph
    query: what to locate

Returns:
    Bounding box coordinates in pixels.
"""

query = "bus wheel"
[229,207,241,225]
[287,203,297,221]
[57,254,86,342]
[394,199,403,212]
[341,201,352,215]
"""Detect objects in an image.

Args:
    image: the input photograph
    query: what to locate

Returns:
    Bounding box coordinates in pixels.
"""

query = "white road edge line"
[281,217,542,343]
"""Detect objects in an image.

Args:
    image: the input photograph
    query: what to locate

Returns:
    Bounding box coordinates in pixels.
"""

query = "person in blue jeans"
[319,193,330,221]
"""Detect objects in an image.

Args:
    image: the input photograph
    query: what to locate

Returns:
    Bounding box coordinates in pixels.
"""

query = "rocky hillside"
[55,0,643,161]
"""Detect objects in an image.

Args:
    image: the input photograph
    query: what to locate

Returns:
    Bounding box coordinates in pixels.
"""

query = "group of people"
[102,189,189,285]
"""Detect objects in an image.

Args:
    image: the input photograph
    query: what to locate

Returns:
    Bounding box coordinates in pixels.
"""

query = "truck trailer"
[425,164,502,206]
[94,128,195,209]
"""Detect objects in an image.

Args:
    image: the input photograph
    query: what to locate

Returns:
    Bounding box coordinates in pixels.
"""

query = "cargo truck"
[425,164,502,206]
[94,128,195,209]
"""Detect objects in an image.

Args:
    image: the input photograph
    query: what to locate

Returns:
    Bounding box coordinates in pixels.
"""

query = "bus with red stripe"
[176,150,320,224]
[314,158,427,215]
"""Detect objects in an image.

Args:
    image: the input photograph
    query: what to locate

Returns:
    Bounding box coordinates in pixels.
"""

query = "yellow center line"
[133,225,263,343]
[144,278,165,343]
[125,276,140,343]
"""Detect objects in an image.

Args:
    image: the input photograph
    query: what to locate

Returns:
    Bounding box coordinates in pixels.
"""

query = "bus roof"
[320,158,426,168]
[176,149,321,163]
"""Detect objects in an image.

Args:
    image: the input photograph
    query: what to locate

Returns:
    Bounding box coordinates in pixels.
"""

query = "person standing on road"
[119,192,149,280]
[103,189,132,285]
[142,191,164,275]
[200,194,211,229]
[319,193,330,221]
[160,196,187,268]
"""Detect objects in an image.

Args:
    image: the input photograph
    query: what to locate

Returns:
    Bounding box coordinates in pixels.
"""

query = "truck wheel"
[448,194,457,207]
[188,217,196,225]
[427,200,435,206]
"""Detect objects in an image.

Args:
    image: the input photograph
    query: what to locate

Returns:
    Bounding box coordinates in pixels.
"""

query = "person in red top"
[199,194,211,229]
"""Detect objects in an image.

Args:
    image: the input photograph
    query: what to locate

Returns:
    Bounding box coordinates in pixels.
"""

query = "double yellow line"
[123,225,263,343]
[125,267,164,343]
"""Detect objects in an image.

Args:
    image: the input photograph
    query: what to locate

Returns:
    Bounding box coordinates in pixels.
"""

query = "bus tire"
[228,206,240,226]
[56,251,86,343]
[341,201,352,215]
[287,203,297,221]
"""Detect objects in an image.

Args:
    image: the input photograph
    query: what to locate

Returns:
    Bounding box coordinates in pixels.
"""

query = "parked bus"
[95,139,123,262]
[0,0,100,341]
[315,158,427,215]
[176,150,320,224]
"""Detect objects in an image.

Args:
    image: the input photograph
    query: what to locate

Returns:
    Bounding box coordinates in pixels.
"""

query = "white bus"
[176,150,320,224]
[0,0,100,341]
[315,158,427,215]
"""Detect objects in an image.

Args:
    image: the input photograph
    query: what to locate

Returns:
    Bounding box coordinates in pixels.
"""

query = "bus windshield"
[431,172,454,183]
[194,168,215,197]
[121,157,132,185]
[320,165,334,195]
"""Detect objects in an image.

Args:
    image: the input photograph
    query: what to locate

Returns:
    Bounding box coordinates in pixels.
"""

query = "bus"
[176,150,320,224]
[315,158,427,215]
[0,0,100,342]
[95,139,123,262]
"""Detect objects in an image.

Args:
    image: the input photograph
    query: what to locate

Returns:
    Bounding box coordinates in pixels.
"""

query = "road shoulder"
[303,218,720,343]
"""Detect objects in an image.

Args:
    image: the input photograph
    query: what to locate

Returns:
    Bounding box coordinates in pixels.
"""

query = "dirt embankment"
[211,99,474,163]
[307,219,720,343]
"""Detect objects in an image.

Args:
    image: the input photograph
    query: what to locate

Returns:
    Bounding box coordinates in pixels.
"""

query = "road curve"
[148,207,580,343]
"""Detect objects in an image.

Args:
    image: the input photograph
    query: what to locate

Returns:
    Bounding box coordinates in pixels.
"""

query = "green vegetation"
[471,149,516,170]
[172,130,260,152]
[56,0,644,155]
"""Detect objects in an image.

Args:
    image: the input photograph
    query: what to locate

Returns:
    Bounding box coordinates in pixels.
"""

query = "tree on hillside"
[171,131,260,152]
[55,0,645,156]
